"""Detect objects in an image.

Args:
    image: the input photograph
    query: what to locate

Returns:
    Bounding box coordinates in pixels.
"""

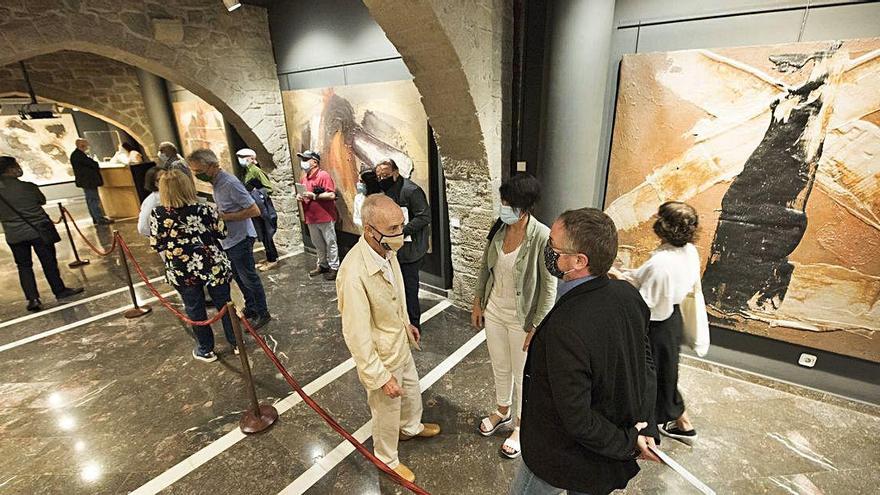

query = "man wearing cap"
[297,150,339,281]
[237,148,278,271]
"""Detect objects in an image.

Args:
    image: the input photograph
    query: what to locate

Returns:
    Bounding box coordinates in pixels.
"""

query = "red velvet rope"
[117,235,229,326]
[61,206,117,256]
[240,316,431,495]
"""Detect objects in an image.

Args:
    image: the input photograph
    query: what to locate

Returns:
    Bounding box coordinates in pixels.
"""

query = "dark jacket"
[250,187,277,235]
[520,276,657,495]
[0,176,56,244]
[70,149,103,189]
[386,177,430,264]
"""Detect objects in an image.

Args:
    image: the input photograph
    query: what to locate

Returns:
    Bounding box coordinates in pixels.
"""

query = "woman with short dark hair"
[613,201,702,445]
[471,173,556,458]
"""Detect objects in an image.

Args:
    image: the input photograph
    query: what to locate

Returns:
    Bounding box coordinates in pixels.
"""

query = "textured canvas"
[605,38,880,362]
[172,98,231,194]
[282,80,430,235]
[0,114,78,185]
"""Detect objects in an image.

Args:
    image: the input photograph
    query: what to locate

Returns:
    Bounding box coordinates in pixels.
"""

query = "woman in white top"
[137,166,162,238]
[471,174,556,459]
[352,169,380,231]
[122,142,143,164]
[614,201,701,445]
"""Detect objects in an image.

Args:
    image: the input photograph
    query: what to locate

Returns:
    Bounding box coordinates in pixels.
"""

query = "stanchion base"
[69,260,91,268]
[123,306,152,319]
[240,404,278,434]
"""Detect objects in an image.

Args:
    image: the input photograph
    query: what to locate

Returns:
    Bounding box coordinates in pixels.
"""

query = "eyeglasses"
[547,237,579,256]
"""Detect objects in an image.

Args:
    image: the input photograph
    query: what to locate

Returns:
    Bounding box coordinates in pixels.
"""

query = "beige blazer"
[337,236,413,391]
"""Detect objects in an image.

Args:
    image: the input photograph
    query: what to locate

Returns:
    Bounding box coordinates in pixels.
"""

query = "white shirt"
[137,191,160,237]
[622,243,701,321]
[366,241,396,289]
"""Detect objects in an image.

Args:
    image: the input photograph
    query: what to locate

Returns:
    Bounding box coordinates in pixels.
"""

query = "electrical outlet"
[516,161,527,172]
[798,353,817,368]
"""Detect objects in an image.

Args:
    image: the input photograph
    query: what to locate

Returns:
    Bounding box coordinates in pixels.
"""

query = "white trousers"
[484,311,528,419]
[307,222,339,270]
[365,354,424,468]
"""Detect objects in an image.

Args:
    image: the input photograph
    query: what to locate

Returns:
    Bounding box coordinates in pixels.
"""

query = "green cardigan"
[474,216,557,331]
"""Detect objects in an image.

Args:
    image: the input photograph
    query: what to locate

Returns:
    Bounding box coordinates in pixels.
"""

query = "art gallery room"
[0,0,878,494]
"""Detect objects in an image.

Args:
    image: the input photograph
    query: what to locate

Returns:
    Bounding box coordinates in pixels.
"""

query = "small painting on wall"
[0,114,78,185]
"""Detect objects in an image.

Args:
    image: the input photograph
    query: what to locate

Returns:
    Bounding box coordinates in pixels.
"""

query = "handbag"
[681,268,710,357]
[0,191,61,245]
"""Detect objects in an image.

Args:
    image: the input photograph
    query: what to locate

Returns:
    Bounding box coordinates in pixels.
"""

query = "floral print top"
[149,203,232,288]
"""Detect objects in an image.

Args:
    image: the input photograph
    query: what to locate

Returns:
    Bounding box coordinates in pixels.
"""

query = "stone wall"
[364,0,511,307]
[0,51,156,156]
[0,0,300,249]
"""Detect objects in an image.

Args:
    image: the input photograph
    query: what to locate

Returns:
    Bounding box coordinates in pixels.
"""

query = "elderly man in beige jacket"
[336,194,440,483]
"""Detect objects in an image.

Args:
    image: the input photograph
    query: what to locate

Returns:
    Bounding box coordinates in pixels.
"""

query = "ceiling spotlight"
[222,0,242,12]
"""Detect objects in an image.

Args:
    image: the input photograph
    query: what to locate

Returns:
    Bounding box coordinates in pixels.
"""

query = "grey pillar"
[136,68,179,153]
[537,0,616,221]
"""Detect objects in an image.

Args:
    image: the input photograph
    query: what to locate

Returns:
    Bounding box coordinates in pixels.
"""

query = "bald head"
[75,139,89,151]
[362,194,403,229]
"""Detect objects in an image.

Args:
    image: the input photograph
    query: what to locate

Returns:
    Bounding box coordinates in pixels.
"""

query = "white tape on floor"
[650,446,716,495]
[132,298,453,495]
[278,328,487,495]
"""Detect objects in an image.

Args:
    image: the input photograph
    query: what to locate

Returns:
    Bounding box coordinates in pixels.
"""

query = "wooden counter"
[98,165,141,219]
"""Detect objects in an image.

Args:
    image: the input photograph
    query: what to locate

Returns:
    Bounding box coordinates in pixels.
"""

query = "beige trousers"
[366,353,424,468]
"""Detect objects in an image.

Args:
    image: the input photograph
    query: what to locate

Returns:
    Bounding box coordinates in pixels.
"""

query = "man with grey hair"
[187,148,271,329]
[156,142,191,176]
[70,138,113,225]
[336,194,440,483]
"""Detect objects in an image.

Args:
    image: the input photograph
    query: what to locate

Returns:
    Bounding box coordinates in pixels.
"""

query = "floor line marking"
[131,297,453,495]
[0,249,299,352]
[278,329,487,495]
[0,246,268,329]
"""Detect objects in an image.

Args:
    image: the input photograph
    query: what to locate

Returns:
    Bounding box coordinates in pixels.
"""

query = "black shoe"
[242,307,257,320]
[323,269,337,281]
[250,313,272,330]
[309,266,329,277]
[26,299,43,312]
[659,422,697,446]
[55,287,84,300]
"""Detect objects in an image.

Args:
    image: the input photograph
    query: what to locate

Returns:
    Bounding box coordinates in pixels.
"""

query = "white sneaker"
[258,261,278,272]
[192,349,218,363]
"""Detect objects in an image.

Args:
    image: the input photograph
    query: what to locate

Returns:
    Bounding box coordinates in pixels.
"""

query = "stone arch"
[363,0,508,304]
[0,1,298,246]
[0,90,153,156]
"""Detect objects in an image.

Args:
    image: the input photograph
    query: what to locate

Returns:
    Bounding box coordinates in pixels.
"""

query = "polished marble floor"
[0,217,878,494]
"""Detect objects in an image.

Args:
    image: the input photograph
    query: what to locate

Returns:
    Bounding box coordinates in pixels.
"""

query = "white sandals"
[479,409,513,436]
[500,427,521,459]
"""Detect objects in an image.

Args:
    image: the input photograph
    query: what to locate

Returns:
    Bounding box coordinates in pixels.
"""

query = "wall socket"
[516,161,527,172]
[798,353,817,368]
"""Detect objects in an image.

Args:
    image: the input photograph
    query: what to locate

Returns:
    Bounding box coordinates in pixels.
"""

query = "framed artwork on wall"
[0,113,78,185]
[172,93,232,195]
[281,79,430,235]
[605,37,880,362]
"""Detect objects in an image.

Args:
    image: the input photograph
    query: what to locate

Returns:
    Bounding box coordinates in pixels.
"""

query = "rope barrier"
[240,316,431,495]
[52,214,63,225]
[61,206,117,256]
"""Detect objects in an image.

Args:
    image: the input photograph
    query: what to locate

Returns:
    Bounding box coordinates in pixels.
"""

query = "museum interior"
[0,0,878,494]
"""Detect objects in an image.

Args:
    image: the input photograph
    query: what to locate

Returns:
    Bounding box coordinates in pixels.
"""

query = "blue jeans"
[176,282,235,354]
[82,188,105,222]
[224,237,268,316]
[509,459,589,495]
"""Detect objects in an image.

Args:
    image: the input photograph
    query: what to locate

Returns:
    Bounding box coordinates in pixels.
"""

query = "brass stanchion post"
[59,203,90,268]
[116,231,151,319]
[228,302,278,434]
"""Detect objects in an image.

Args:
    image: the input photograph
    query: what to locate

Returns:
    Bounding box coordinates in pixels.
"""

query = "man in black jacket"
[511,208,659,495]
[375,159,430,330]
[70,139,113,225]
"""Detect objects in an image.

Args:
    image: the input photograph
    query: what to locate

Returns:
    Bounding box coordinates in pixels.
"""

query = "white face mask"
[300,161,312,172]
[157,152,169,163]
[238,157,250,167]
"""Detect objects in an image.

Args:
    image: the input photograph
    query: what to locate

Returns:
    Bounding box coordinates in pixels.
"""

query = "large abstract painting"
[172,96,231,194]
[605,38,880,362]
[282,80,430,234]
[0,114,78,185]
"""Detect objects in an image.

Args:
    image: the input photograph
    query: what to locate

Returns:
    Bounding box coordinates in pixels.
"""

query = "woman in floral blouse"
[150,168,236,363]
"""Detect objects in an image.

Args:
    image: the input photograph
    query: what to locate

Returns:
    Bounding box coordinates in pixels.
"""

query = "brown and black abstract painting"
[605,38,880,362]
[282,80,430,235]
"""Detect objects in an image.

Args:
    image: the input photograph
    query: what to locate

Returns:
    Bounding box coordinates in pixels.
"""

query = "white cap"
[236,148,256,157]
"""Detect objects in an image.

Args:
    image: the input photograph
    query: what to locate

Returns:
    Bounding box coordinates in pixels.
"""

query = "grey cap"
[296,150,320,162]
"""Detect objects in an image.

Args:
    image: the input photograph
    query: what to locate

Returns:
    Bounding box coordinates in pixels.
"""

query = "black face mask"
[378,177,396,192]
[544,243,574,279]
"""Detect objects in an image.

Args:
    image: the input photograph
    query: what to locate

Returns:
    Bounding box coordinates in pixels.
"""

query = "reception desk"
[97,163,141,219]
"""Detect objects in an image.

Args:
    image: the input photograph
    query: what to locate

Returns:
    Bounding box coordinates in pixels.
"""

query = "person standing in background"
[375,159,430,332]
[137,166,162,237]
[296,150,339,281]
[122,142,143,164]
[0,156,83,311]
[237,148,278,271]
[70,139,113,225]
[187,149,272,330]
[156,142,191,176]
[352,169,381,231]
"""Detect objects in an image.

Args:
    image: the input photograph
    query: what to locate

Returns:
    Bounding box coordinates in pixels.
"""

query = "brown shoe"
[391,463,415,483]
[309,266,329,277]
[400,423,441,441]
[323,269,337,281]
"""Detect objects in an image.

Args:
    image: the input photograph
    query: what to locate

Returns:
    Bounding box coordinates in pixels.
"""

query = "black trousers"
[8,237,66,301]
[252,218,278,262]
[399,257,423,329]
[648,305,686,424]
